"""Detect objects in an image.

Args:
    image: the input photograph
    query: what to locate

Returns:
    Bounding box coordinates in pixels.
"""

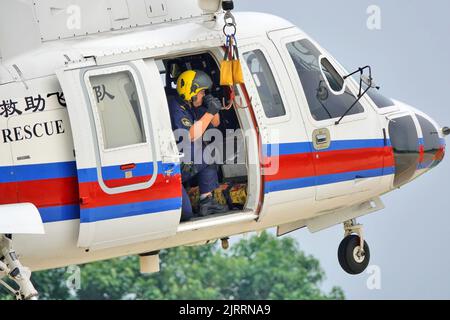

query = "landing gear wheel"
[338,234,370,275]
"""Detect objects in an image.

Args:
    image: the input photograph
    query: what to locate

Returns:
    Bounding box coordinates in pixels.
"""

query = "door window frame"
[240,43,292,125]
[81,62,159,194]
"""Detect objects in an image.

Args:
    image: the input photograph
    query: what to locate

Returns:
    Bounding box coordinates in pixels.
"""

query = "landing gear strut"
[338,220,370,275]
[0,235,38,300]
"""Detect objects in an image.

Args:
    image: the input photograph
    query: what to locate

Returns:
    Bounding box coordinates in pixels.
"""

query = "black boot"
[198,195,228,217]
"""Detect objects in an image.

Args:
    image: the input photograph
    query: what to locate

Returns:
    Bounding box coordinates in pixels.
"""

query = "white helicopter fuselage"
[0,0,446,273]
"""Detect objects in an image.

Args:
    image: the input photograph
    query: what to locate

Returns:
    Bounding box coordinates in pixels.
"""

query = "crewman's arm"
[189,95,222,141]
[189,113,214,141]
[211,114,221,127]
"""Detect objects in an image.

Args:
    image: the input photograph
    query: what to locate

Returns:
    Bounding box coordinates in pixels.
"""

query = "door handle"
[120,163,136,171]
[315,134,328,144]
[312,129,331,150]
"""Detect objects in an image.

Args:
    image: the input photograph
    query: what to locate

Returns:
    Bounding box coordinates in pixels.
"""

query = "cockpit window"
[367,89,395,108]
[388,116,419,187]
[320,57,344,93]
[286,39,364,121]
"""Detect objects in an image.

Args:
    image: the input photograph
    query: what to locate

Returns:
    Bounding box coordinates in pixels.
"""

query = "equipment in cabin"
[188,183,247,214]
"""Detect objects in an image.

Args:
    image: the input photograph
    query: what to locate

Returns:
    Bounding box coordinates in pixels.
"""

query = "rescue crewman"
[168,70,228,221]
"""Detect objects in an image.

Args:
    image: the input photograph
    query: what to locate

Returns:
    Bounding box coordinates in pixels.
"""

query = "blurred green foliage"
[0,232,344,300]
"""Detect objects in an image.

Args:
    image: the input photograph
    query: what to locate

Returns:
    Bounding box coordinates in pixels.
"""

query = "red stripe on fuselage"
[314,147,387,176]
[265,146,392,182]
[17,177,79,207]
[419,145,425,163]
[79,174,181,209]
[0,183,19,204]
[435,146,445,161]
[1,177,78,207]
[264,153,315,182]
[384,146,395,168]
[1,144,396,209]
[1,174,181,209]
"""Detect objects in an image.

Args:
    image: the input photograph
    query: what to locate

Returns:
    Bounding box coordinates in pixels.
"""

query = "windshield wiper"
[335,65,380,125]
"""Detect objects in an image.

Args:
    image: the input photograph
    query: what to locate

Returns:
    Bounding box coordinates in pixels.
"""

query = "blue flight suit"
[168,96,220,220]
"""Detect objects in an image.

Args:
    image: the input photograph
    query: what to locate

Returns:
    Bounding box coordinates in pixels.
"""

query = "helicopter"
[0,0,448,299]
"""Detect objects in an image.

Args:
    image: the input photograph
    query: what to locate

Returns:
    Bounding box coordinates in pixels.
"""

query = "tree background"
[0,232,344,300]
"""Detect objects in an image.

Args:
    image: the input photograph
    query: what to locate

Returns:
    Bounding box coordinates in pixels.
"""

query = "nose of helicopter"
[387,106,447,188]
[417,115,450,170]
[417,118,446,170]
[436,126,448,163]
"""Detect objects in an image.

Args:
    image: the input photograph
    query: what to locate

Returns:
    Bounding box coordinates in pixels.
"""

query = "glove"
[204,94,222,115]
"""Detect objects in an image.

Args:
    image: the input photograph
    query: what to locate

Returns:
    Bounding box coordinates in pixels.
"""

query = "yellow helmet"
[176,70,213,101]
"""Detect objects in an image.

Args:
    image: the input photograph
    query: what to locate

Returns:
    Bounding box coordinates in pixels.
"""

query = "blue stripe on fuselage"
[264,138,389,156]
[38,204,80,223]
[80,197,182,223]
[0,161,181,184]
[0,161,77,183]
[265,167,395,194]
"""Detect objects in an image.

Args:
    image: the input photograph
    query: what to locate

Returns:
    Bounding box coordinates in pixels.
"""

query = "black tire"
[337,235,351,273]
[338,234,370,275]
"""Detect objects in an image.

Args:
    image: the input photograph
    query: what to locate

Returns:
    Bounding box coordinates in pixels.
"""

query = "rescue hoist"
[220,0,245,110]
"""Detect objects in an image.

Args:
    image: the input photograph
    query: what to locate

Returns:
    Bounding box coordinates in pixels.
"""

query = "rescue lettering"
[0,99,22,118]
[47,92,67,107]
[2,119,65,143]
[24,94,46,112]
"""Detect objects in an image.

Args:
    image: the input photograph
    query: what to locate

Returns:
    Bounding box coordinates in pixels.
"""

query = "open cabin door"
[237,36,315,225]
[56,59,182,250]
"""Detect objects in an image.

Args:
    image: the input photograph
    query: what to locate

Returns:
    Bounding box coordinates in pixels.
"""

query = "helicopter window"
[416,114,441,168]
[243,50,286,118]
[89,71,146,149]
[388,116,420,187]
[366,89,395,108]
[320,57,344,93]
[286,39,364,121]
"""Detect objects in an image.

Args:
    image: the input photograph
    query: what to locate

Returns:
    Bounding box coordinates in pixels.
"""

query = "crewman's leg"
[181,186,194,222]
[197,164,220,195]
[195,164,227,216]
[181,163,227,217]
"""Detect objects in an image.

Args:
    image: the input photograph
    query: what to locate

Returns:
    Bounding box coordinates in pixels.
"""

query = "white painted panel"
[110,0,130,21]
[35,0,112,41]
[306,197,385,233]
[0,203,44,234]
[33,0,207,42]
[83,209,180,251]
[8,110,74,165]
[0,1,41,60]
[145,0,168,18]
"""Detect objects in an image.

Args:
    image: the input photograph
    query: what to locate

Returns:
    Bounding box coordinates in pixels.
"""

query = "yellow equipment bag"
[220,35,244,86]
[232,59,244,85]
[220,60,234,86]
